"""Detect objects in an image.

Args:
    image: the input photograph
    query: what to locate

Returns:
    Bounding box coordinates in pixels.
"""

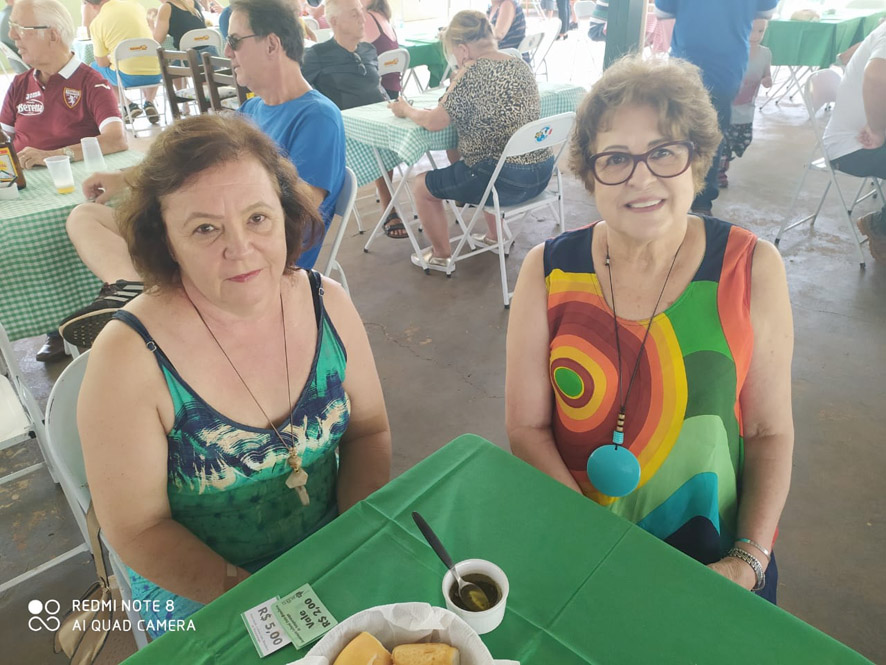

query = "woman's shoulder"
[543,223,597,275]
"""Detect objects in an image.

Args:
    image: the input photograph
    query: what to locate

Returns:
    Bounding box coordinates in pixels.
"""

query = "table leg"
[362,147,427,268]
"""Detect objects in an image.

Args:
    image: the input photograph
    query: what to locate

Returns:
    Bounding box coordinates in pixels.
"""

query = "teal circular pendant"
[586,445,641,497]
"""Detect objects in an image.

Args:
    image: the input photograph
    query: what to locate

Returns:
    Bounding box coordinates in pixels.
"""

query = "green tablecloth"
[402,38,448,89]
[122,435,872,665]
[342,81,586,188]
[763,10,886,67]
[0,150,143,340]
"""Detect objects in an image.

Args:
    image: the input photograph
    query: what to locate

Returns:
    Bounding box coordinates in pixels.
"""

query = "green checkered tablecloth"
[342,81,587,188]
[0,150,144,340]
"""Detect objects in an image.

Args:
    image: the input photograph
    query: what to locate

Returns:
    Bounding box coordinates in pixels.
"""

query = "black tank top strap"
[112,310,157,348]
[306,269,324,329]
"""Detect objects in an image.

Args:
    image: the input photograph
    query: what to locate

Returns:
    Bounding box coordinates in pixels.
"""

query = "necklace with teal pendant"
[586,238,684,498]
[586,409,641,497]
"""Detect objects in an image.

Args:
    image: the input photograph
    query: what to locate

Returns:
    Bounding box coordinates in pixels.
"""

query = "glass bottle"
[0,130,26,189]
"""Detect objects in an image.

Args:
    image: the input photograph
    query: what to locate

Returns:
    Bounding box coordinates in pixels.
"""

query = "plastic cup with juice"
[44,155,75,194]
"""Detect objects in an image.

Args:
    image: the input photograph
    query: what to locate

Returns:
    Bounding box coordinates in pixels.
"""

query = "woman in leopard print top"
[389,10,555,272]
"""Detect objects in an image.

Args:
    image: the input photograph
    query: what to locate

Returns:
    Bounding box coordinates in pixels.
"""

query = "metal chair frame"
[0,323,90,594]
[111,37,163,136]
[442,112,577,307]
[775,68,884,268]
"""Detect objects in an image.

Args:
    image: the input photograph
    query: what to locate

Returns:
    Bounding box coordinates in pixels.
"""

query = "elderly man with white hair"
[1,0,127,364]
[0,0,126,170]
[302,0,406,239]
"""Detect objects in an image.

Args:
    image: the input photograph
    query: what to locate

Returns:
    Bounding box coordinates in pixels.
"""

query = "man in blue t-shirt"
[58,0,345,349]
[655,0,777,214]
[228,0,345,268]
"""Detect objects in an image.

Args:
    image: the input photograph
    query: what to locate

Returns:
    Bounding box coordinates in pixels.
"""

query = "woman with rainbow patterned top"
[505,56,793,603]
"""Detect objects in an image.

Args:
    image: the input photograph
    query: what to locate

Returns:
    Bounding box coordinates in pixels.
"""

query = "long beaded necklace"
[188,292,310,506]
[585,234,684,498]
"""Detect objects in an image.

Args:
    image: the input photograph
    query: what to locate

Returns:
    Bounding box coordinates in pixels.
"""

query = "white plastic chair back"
[447,112,577,306]
[499,112,576,160]
[45,352,91,520]
[44,350,149,649]
[179,28,223,53]
[112,38,161,132]
[0,41,28,74]
[517,31,544,57]
[314,28,333,43]
[112,38,161,85]
[303,16,320,32]
[499,47,522,58]
[377,47,410,78]
[805,68,841,117]
[323,167,357,295]
[573,0,597,20]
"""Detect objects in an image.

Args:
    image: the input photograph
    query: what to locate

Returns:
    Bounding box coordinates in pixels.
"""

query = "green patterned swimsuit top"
[112,270,349,636]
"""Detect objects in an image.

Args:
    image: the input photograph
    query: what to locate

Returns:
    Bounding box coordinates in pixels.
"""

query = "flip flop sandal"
[383,213,408,239]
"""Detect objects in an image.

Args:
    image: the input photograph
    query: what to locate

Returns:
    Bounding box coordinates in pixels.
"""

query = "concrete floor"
[2,41,885,664]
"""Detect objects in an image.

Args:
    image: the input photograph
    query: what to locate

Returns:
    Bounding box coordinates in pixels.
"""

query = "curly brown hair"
[117,114,322,290]
[569,55,722,195]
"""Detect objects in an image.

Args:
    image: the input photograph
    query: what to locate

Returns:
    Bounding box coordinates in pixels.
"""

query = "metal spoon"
[412,511,491,612]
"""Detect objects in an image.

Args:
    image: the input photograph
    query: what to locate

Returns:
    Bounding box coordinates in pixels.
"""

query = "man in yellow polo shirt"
[83,0,161,123]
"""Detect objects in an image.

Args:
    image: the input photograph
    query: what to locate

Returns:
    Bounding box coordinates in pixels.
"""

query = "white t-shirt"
[823,21,886,161]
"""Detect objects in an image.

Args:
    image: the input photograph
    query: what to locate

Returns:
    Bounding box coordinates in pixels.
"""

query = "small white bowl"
[441,559,509,635]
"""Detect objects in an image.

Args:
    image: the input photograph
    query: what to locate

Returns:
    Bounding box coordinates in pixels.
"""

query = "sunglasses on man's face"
[226,33,262,51]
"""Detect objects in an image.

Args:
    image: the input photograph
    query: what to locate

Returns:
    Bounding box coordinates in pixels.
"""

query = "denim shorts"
[425,156,555,207]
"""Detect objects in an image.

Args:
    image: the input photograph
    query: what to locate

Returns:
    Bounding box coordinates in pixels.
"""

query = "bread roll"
[333,632,393,665]
[391,643,460,665]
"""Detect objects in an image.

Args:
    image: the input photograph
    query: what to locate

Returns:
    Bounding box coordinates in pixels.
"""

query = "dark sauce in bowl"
[448,573,501,612]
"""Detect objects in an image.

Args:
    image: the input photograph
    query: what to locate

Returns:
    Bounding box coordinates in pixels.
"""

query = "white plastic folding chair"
[499,47,522,58]
[349,47,416,232]
[112,37,162,135]
[0,41,29,75]
[179,27,224,54]
[313,28,333,43]
[0,323,91,594]
[517,31,546,78]
[303,16,320,33]
[322,167,357,295]
[775,68,884,268]
[445,112,576,307]
[44,351,149,649]
[377,47,410,100]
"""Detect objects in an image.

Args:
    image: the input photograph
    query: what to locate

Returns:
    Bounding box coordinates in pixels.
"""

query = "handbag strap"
[86,502,109,587]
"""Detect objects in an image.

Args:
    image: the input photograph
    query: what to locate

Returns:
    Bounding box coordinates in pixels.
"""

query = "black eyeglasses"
[588,140,696,186]
[226,33,262,51]
[351,51,366,76]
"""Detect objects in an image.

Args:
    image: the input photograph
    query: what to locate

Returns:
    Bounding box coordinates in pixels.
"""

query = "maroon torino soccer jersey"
[0,56,122,152]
